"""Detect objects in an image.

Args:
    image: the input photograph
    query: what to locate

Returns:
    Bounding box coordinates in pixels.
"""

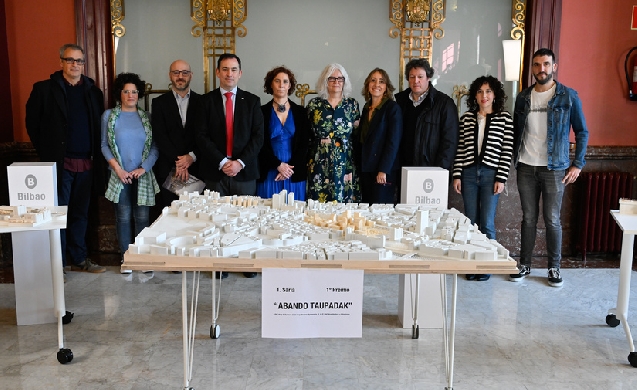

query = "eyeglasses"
[60,57,86,65]
[327,77,345,83]
[170,70,192,76]
[122,90,139,95]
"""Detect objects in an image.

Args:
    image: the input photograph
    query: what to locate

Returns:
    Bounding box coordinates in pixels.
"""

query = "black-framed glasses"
[170,70,192,76]
[122,90,139,95]
[60,57,86,65]
[327,77,345,83]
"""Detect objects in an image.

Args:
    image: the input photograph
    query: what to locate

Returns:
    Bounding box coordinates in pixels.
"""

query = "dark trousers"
[158,186,179,209]
[205,176,256,197]
[58,168,92,267]
[360,171,398,205]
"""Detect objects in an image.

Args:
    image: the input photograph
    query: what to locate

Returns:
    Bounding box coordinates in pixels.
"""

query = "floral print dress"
[306,97,361,203]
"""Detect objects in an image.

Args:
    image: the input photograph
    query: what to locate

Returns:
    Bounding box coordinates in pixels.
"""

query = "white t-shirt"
[477,113,486,156]
[519,84,555,166]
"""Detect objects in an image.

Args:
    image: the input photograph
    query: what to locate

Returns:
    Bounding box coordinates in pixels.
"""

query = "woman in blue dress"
[257,66,310,200]
[306,63,360,203]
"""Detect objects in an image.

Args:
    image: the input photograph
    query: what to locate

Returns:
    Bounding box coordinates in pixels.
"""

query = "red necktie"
[224,91,234,157]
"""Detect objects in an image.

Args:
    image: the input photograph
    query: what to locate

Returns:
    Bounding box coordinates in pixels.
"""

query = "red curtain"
[522,0,562,89]
[75,0,113,109]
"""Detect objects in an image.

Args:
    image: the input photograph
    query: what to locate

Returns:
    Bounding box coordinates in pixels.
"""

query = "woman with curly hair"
[101,72,159,274]
[257,66,310,200]
[453,75,514,281]
[306,63,360,203]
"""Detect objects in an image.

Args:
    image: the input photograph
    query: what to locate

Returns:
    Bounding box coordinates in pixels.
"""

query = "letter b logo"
[25,174,37,189]
[422,179,434,193]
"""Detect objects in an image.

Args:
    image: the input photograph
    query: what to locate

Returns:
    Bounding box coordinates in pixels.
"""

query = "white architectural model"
[126,190,510,263]
[0,205,53,226]
[619,199,637,215]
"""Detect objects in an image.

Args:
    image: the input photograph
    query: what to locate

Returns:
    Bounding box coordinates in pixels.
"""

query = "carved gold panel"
[191,0,248,92]
[389,0,446,90]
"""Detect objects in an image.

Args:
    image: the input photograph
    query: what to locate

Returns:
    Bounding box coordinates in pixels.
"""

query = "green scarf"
[104,104,159,206]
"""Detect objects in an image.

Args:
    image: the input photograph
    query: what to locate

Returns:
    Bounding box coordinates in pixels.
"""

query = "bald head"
[169,60,192,96]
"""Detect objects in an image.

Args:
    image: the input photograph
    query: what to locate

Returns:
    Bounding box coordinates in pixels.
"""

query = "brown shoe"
[70,258,106,273]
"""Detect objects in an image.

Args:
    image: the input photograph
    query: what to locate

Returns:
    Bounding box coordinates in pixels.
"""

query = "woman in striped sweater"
[453,75,514,281]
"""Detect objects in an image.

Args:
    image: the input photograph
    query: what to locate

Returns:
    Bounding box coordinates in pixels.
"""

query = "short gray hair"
[59,44,84,58]
[316,63,352,99]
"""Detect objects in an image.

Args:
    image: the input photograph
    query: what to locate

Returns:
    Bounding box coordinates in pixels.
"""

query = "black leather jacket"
[395,84,459,170]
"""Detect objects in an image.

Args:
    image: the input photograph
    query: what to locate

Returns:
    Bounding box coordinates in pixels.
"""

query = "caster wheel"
[62,311,74,325]
[629,352,637,368]
[411,324,419,339]
[606,314,620,328]
[57,348,73,364]
[210,324,220,339]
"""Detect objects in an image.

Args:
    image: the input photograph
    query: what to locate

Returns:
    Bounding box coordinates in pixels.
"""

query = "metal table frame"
[0,206,72,364]
[608,210,637,367]
[124,254,516,390]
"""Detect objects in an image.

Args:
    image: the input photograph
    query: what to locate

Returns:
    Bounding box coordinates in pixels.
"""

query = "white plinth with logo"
[398,167,449,329]
[7,162,58,325]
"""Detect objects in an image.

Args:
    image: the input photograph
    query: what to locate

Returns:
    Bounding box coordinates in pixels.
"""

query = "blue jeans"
[516,163,566,268]
[114,181,150,255]
[460,165,499,240]
[59,168,92,266]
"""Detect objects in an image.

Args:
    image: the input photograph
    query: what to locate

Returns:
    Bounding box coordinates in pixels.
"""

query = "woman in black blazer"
[257,66,310,200]
[354,68,402,204]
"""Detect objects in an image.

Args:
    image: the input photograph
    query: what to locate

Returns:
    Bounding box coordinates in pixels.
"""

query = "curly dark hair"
[466,75,507,113]
[263,66,297,95]
[404,58,434,80]
[361,68,395,101]
[113,72,146,103]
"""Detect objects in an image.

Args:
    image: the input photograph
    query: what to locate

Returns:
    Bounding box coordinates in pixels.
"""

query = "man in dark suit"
[196,53,264,278]
[196,53,263,197]
[152,60,200,208]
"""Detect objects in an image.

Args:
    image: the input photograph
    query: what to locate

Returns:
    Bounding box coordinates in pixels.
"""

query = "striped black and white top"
[452,110,514,183]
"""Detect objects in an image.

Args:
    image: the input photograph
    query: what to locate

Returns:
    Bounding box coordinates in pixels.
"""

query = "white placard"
[6,162,58,325]
[399,166,448,329]
[262,268,364,338]
[400,166,449,207]
[8,162,58,207]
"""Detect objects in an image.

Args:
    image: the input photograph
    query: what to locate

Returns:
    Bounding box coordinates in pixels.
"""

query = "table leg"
[211,273,220,339]
[411,274,420,339]
[182,271,201,389]
[613,233,637,366]
[49,229,73,364]
[444,274,458,390]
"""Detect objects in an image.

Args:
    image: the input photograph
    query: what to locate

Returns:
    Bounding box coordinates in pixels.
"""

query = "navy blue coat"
[354,99,403,174]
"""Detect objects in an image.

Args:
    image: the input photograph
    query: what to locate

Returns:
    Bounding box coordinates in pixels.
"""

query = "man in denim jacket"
[509,48,589,287]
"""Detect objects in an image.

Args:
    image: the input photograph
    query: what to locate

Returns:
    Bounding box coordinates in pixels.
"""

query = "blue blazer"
[354,99,403,174]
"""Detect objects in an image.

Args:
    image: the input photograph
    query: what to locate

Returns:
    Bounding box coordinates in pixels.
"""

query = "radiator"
[577,172,633,260]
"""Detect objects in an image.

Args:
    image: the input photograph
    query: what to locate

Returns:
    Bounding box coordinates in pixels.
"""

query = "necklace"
[274,100,288,113]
